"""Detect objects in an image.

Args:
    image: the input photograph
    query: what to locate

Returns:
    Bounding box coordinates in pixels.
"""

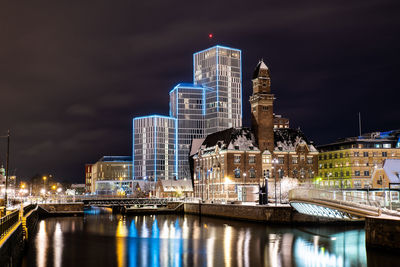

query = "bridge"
[289,188,400,220]
[78,197,169,207]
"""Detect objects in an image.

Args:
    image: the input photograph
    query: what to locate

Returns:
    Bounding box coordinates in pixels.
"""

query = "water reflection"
[22,209,400,267]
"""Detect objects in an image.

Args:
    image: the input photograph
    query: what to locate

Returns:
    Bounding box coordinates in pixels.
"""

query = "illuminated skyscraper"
[132,115,177,181]
[170,83,209,179]
[193,45,242,134]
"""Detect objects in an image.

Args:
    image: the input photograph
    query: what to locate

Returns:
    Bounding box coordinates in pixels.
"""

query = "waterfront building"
[192,60,318,202]
[169,83,209,180]
[318,130,400,188]
[85,164,92,193]
[89,156,132,193]
[371,159,400,189]
[155,179,193,198]
[193,45,242,134]
[132,115,177,181]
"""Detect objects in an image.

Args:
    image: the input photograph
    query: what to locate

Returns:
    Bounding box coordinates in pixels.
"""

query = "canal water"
[21,207,398,267]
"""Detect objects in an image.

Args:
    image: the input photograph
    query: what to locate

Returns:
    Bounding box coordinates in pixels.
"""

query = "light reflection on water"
[21,207,399,267]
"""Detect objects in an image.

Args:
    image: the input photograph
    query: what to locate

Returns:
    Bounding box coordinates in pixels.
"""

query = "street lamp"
[243,172,247,202]
[272,158,278,206]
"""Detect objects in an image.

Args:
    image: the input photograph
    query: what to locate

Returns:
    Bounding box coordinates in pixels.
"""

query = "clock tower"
[250,60,274,153]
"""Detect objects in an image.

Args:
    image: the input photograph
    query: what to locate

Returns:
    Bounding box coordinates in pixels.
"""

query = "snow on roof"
[159,180,193,192]
[274,128,314,152]
[201,127,258,151]
[190,138,205,156]
[383,159,400,183]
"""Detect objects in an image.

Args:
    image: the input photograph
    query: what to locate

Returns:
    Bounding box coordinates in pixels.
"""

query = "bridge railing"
[289,188,384,211]
[0,210,19,239]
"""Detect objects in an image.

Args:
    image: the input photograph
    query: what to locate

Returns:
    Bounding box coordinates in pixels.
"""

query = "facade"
[194,45,242,134]
[132,115,177,181]
[85,164,92,193]
[371,159,400,189]
[89,156,132,193]
[170,83,208,180]
[192,60,318,202]
[155,179,193,198]
[273,114,290,129]
[318,130,400,188]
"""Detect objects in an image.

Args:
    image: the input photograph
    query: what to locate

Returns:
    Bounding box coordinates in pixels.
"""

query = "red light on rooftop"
[208,33,213,38]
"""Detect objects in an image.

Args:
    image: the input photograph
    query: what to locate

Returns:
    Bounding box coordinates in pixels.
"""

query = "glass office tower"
[170,83,209,179]
[193,45,242,134]
[132,115,177,181]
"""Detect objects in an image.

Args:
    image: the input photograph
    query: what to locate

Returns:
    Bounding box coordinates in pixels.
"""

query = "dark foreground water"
[21,208,398,267]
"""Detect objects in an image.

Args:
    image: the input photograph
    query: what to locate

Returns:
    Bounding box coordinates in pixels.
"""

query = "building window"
[234,155,241,163]
[329,163,333,168]
[264,169,270,178]
[234,168,241,178]
[363,152,369,157]
[364,171,370,176]
[262,156,270,164]
[354,152,359,157]
[340,153,343,158]
[319,155,322,160]
[307,157,313,164]
[329,154,332,159]
[249,155,256,164]
[293,169,298,177]
[278,157,284,164]
[278,169,284,178]
[324,163,327,168]
[234,145,239,150]
[249,168,256,178]
[334,153,337,159]
[346,171,350,176]
[319,164,323,169]
[262,106,268,111]
[382,152,387,157]
[383,143,391,148]
[355,171,360,176]
[324,155,327,160]
[373,152,378,157]
[335,172,338,177]
[292,157,298,164]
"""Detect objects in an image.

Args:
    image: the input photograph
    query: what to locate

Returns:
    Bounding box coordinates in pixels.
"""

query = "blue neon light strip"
[133,114,174,120]
[154,117,157,182]
[216,46,219,113]
[176,88,179,179]
[132,119,135,179]
[240,49,243,122]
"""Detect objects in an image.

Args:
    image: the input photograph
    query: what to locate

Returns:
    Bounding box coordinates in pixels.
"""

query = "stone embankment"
[365,216,400,250]
[184,203,342,224]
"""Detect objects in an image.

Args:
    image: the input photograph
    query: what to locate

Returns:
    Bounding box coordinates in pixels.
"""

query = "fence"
[0,210,19,239]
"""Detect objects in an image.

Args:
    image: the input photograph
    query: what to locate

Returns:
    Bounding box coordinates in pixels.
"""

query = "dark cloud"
[0,0,399,182]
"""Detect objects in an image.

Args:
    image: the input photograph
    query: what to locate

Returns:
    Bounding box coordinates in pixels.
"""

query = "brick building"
[192,60,318,202]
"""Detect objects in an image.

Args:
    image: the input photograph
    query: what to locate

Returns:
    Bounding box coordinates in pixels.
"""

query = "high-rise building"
[132,115,177,181]
[169,83,208,179]
[193,45,242,134]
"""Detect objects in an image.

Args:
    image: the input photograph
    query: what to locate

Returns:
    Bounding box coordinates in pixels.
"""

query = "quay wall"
[39,203,84,216]
[0,209,39,267]
[365,216,400,250]
[183,203,340,224]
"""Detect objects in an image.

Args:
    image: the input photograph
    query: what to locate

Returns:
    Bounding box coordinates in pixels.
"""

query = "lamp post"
[272,158,278,206]
[1,130,10,214]
[243,172,247,202]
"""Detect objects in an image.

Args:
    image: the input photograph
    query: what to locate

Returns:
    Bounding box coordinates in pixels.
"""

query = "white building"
[132,115,177,181]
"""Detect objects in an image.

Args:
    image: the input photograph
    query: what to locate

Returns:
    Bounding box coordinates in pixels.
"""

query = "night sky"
[1,1,399,183]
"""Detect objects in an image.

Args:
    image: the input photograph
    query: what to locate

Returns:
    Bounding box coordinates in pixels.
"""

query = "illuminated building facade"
[170,83,208,180]
[194,45,242,134]
[89,156,132,193]
[192,60,318,202]
[132,115,177,181]
[318,130,400,188]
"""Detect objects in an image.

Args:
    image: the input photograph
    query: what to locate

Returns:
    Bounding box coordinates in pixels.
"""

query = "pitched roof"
[274,128,317,152]
[252,59,270,79]
[383,159,400,183]
[201,127,258,151]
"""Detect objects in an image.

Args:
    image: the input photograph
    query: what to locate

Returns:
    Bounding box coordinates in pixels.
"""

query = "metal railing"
[289,188,384,212]
[0,210,19,239]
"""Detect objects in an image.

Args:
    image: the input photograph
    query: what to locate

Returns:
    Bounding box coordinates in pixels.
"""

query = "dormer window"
[249,146,254,150]
[234,145,239,150]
